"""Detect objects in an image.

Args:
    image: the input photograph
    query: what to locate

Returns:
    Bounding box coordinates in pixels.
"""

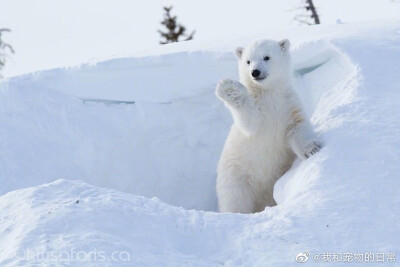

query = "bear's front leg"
[286,107,322,159]
[216,79,261,135]
[288,123,322,159]
[215,79,248,107]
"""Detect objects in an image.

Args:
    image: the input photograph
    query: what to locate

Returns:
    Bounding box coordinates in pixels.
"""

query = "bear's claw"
[304,141,322,158]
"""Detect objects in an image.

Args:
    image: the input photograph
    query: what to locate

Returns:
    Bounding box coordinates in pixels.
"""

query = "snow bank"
[0,52,237,211]
[1,21,400,265]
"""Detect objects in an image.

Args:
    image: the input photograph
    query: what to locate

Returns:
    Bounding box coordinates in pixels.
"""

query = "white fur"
[216,39,321,213]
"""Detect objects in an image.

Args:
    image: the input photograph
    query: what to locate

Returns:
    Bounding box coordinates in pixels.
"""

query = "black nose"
[251,69,261,78]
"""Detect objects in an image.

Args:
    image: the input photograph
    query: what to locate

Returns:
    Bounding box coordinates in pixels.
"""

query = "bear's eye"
[246,60,250,65]
[263,56,270,61]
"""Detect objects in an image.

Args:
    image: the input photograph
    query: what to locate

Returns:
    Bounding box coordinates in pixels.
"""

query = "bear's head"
[235,39,291,89]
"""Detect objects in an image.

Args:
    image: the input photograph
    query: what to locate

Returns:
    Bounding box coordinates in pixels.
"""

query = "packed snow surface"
[0,21,399,266]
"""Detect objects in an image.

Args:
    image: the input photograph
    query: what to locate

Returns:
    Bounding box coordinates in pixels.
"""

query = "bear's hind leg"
[254,192,277,213]
[217,178,256,214]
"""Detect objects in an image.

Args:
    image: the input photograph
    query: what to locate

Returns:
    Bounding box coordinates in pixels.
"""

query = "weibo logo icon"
[296,251,310,263]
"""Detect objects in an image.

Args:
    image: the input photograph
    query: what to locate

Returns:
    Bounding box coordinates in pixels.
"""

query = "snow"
[1,20,400,265]
[0,52,234,211]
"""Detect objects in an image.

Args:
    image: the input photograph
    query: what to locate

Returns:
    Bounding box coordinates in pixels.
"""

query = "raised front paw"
[304,140,322,159]
[215,79,246,105]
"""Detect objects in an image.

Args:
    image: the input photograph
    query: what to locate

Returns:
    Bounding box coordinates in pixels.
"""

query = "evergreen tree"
[158,6,195,45]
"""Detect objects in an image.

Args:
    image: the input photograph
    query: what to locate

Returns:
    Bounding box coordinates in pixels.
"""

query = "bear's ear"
[279,39,290,51]
[235,47,244,59]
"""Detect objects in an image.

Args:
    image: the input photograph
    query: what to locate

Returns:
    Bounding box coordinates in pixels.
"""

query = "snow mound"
[0,179,233,266]
[0,53,236,211]
[1,21,400,265]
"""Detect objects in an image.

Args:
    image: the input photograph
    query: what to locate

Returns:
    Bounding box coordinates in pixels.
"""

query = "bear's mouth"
[253,75,268,81]
[252,73,268,81]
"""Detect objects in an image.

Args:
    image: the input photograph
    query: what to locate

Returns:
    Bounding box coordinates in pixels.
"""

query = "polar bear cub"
[216,39,321,213]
